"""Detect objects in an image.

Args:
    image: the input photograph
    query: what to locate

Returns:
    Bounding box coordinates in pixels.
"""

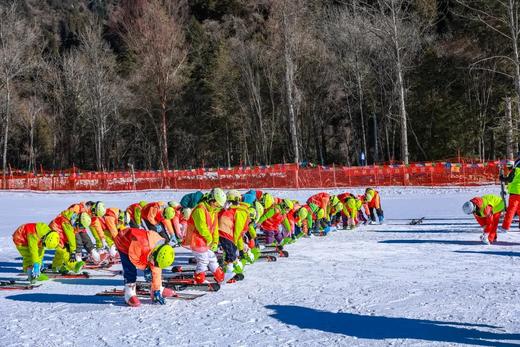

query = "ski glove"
[152,290,166,305]
[155,224,164,234]
[31,263,41,278]
[143,268,152,282]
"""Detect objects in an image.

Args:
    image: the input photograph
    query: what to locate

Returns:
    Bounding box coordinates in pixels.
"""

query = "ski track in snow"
[0,186,519,346]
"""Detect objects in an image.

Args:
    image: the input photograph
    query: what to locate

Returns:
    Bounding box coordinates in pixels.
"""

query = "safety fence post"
[332,163,337,187]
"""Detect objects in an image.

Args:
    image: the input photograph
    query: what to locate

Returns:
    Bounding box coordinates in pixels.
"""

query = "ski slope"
[1,186,520,346]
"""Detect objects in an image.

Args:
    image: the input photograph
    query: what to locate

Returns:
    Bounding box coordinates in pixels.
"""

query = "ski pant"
[262,228,283,245]
[502,193,520,230]
[294,224,303,237]
[193,250,219,274]
[475,212,500,243]
[330,213,341,226]
[91,229,115,249]
[51,246,71,271]
[358,210,368,224]
[120,251,137,284]
[75,231,95,254]
[369,207,384,223]
[342,214,357,229]
[16,245,44,271]
[219,238,237,263]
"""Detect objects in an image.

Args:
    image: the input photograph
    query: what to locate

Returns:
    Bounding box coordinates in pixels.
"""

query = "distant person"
[360,151,366,166]
[463,194,505,244]
[500,158,520,232]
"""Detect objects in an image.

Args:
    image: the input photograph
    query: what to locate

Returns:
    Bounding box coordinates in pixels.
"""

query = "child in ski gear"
[169,201,187,243]
[141,202,176,243]
[364,188,384,224]
[115,228,175,306]
[49,211,84,273]
[89,205,121,258]
[126,201,147,228]
[500,161,520,231]
[338,193,361,229]
[307,192,330,218]
[218,190,257,280]
[463,195,505,244]
[306,193,335,235]
[13,223,59,281]
[180,191,204,209]
[258,196,292,246]
[183,188,227,284]
[71,212,101,263]
[293,206,310,238]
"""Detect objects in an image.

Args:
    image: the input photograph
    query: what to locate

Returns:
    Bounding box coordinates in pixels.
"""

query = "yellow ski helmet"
[43,231,60,249]
[262,193,274,209]
[80,212,91,228]
[163,206,175,220]
[211,188,227,208]
[153,244,175,269]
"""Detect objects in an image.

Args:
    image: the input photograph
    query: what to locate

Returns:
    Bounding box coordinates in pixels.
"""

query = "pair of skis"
[17,270,119,279]
[97,278,221,300]
[0,280,41,290]
[96,288,206,301]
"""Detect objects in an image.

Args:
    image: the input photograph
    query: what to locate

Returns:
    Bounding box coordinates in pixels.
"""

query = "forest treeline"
[0,0,519,172]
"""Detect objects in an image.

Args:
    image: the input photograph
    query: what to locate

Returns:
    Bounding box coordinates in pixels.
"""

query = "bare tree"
[267,0,316,164]
[19,96,46,172]
[327,3,371,163]
[457,0,520,139]
[119,0,188,170]
[362,0,424,164]
[74,22,125,171]
[0,3,37,185]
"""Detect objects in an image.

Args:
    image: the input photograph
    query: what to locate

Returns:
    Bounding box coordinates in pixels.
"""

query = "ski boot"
[480,233,490,245]
[124,283,141,307]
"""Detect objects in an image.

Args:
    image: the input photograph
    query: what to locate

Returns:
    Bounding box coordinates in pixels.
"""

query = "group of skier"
[463,156,520,244]
[12,187,384,306]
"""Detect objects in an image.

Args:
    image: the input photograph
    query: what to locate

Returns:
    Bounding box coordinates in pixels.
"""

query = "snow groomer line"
[10,188,384,306]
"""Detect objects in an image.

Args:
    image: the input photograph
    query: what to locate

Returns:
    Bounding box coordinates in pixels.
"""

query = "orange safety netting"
[0,161,502,191]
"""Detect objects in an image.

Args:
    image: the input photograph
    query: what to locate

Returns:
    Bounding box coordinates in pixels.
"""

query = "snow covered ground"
[1,186,520,346]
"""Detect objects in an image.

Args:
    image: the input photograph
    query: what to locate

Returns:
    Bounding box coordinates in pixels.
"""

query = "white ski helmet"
[462,201,475,215]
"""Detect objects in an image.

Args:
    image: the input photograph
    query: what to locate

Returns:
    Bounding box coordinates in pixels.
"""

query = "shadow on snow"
[54,278,122,286]
[373,228,478,234]
[266,305,520,347]
[379,240,520,246]
[5,293,122,305]
[454,250,520,257]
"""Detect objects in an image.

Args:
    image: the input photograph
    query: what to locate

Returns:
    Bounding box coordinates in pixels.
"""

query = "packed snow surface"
[1,186,520,346]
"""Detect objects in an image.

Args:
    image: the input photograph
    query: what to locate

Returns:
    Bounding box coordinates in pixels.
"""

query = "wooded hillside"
[0,0,517,171]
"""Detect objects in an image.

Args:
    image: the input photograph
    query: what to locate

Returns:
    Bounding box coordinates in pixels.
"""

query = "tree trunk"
[506,96,514,160]
[3,80,10,188]
[508,0,520,156]
[161,102,169,170]
[283,7,299,164]
[391,3,409,165]
[29,116,35,172]
[356,65,368,163]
